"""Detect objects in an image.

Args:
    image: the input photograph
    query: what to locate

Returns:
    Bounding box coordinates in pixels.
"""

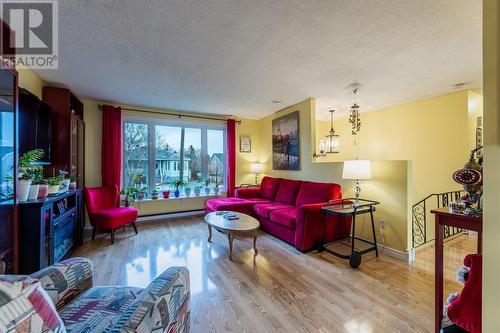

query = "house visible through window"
[123,119,226,196]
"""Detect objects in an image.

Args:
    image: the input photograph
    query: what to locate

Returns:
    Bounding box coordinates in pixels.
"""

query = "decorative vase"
[69,181,77,190]
[152,193,159,200]
[185,188,191,197]
[137,192,145,201]
[162,191,170,199]
[213,187,220,196]
[194,188,201,196]
[48,185,60,196]
[17,179,32,202]
[38,184,48,200]
[28,184,40,200]
[205,187,210,196]
[59,179,70,193]
[174,190,180,198]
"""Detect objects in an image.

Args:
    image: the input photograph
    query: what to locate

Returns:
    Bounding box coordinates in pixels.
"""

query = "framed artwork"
[272,111,300,170]
[240,136,251,153]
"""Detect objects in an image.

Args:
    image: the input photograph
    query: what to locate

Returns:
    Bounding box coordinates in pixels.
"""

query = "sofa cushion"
[59,286,143,333]
[270,207,298,228]
[253,202,295,218]
[206,197,272,214]
[275,179,302,205]
[295,181,341,207]
[0,275,67,333]
[259,176,282,200]
[91,207,138,229]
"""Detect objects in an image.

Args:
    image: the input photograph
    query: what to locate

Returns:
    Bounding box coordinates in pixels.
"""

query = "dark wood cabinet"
[0,19,18,274]
[43,87,85,187]
[18,189,83,274]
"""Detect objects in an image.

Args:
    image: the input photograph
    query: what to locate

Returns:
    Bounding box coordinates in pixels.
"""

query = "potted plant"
[203,178,212,195]
[151,188,159,200]
[136,186,147,201]
[162,190,171,199]
[169,179,186,198]
[69,176,77,190]
[18,149,44,202]
[133,172,144,185]
[184,186,192,197]
[28,169,44,200]
[120,188,129,207]
[47,175,63,196]
[37,179,49,200]
[194,186,201,196]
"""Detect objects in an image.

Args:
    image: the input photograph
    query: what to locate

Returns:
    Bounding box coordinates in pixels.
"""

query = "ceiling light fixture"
[314,109,340,158]
[349,88,361,136]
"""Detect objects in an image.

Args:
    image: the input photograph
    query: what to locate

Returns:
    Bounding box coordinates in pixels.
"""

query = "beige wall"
[482,0,499,330]
[239,98,412,252]
[316,91,478,203]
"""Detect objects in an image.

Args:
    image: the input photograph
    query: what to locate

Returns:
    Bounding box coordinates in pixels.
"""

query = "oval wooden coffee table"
[204,211,260,260]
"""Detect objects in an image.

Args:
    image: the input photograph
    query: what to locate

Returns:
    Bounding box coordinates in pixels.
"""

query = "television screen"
[19,89,51,165]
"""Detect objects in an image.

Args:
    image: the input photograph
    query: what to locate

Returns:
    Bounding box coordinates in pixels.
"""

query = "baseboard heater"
[137,210,205,223]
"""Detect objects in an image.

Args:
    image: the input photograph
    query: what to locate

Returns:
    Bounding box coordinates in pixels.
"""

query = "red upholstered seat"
[253,202,295,218]
[205,197,272,214]
[92,207,138,229]
[275,179,302,205]
[84,185,139,244]
[270,208,298,228]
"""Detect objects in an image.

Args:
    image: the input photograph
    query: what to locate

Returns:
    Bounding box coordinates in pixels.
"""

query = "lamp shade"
[342,160,372,180]
[250,163,263,174]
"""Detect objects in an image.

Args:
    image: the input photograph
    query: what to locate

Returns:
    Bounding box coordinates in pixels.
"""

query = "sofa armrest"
[294,203,352,252]
[235,187,261,199]
[116,267,190,333]
[31,257,94,310]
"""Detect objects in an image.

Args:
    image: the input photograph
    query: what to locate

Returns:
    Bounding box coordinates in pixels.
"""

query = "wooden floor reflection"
[73,217,478,333]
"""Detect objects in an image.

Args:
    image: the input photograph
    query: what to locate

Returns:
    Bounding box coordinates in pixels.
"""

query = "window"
[123,119,226,196]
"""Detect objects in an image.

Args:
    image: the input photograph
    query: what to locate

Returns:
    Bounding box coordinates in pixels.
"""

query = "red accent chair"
[84,185,139,244]
[206,177,351,252]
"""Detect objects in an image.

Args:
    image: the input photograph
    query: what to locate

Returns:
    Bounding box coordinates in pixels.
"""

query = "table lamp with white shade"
[342,159,372,207]
[250,163,264,185]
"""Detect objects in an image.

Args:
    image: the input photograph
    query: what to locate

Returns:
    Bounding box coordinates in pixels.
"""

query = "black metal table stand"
[319,198,380,268]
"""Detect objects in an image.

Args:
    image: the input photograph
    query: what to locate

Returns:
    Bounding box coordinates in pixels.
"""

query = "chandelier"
[349,88,361,135]
[314,109,340,158]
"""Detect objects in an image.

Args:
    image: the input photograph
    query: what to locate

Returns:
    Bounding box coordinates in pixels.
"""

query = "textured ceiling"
[34,0,482,120]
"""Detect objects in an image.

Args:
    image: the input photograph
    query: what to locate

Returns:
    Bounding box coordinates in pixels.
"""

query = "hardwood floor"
[73,217,478,333]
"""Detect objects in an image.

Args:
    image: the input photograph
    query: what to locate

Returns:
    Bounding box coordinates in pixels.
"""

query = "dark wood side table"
[321,198,380,268]
[431,207,482,333]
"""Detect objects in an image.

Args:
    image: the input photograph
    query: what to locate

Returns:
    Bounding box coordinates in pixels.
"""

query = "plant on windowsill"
[133,172,144,185]
[120,188,131,207]
[194,184,201,196]
[28,171,44,201]
[69,176,77,190]
[135,186,148,201]
[58,169,71,194]
[37,179,49,200]
[151,187,159,200]
[169,179,186,198]
[202,178,212,196]
[184,186,192,197]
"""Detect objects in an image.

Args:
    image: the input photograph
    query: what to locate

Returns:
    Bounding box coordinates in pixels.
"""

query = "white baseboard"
[377,244,412,263]
[137,210,205,223]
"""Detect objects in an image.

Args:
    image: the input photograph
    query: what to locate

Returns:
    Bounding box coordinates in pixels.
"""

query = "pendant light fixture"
[314,109,340,158]
[349,88,361,136]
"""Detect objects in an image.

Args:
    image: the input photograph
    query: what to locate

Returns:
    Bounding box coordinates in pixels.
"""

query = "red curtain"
[101,105,122,188]
[227,119,236,197]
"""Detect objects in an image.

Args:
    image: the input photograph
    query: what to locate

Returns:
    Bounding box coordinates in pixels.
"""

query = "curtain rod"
[98,104,241,124]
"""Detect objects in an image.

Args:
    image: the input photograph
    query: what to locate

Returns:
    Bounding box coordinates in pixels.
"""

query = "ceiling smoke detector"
[272,99,282,104]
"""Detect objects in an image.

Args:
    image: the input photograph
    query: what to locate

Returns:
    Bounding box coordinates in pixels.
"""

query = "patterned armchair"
[0,258,190,333]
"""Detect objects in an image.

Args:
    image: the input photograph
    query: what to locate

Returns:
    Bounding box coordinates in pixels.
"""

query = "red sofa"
[205,176,350,252]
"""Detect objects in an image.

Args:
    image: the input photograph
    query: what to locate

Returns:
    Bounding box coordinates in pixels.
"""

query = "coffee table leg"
[228,232,234,260]
[207,224,212,242]
[253,230,258,255]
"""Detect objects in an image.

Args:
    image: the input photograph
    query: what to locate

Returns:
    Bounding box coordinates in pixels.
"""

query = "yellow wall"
[482,0,499,329]
[316,91,479,203]
[17,69,44,98]
[239,98,412,252]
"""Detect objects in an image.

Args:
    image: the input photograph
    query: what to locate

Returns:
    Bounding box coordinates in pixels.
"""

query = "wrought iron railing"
[412,190,466,249]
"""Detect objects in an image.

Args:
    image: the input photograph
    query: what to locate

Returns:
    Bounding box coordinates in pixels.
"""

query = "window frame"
[121,116,227,195]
